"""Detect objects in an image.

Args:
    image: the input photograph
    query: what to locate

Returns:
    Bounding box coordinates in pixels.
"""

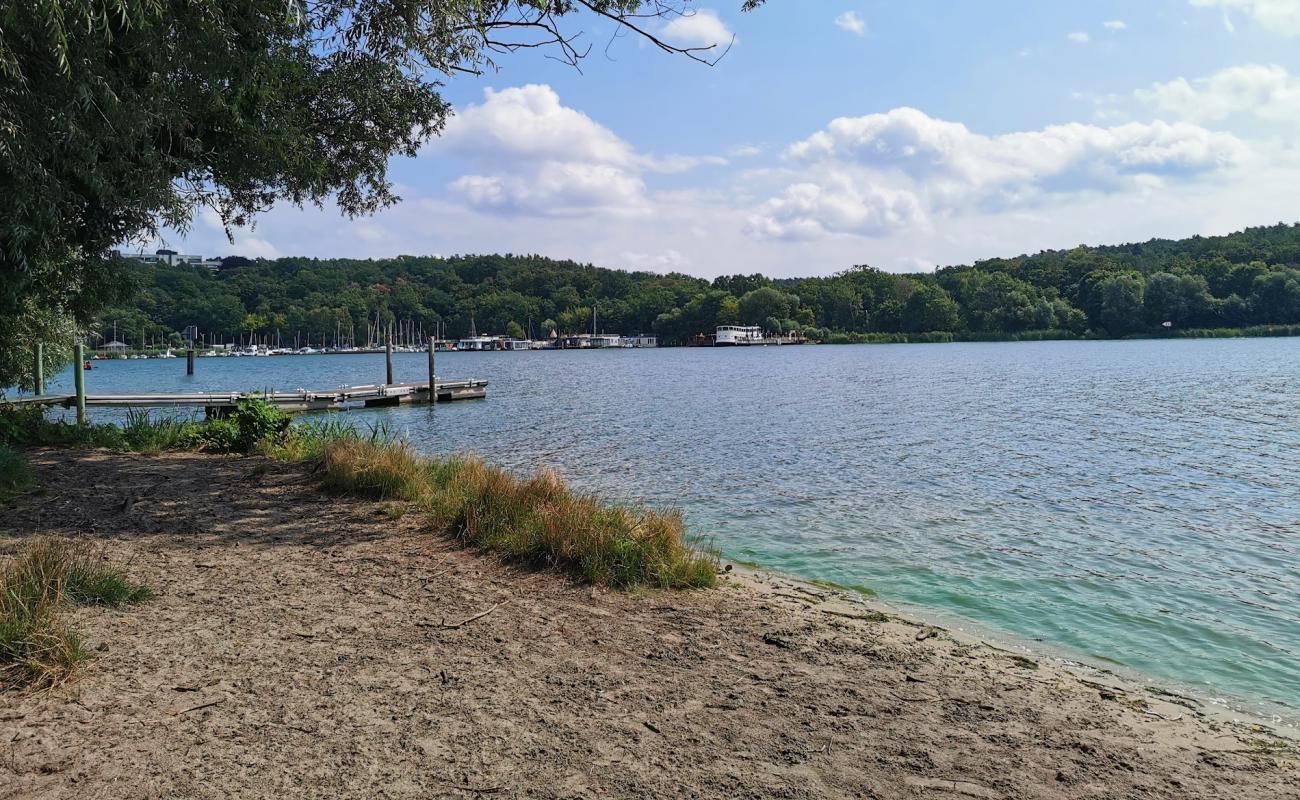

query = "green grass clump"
[121,409,202,455]
[318,439,717,589]
[0,444,32,501]
[0,538,151,691]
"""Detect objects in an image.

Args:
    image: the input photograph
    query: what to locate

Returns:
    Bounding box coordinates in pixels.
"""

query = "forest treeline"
[103,223,1300,347]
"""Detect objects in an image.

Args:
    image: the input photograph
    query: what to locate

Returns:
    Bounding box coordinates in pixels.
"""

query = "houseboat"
[619,334,657,348]
[714,325,763,346]
[456,335,499,351]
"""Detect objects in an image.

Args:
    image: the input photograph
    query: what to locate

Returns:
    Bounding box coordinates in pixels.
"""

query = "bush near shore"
[0,402,718,590]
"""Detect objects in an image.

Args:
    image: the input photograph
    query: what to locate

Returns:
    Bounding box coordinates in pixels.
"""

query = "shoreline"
[2,448,1297,798]
[729,563,1299,742]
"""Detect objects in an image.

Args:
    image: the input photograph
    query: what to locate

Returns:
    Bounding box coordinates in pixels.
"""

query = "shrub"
[227,396,290,452]
[189,417,239,452]
[0,445,31,500]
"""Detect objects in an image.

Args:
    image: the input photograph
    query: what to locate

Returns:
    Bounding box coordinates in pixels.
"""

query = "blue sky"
[164,0,1300,278]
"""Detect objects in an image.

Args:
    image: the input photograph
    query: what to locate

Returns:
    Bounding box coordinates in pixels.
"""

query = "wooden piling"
[73,342,86,425]
[33,342,44,396]
[186,347,195,375]
[434,335,444,405]
[385,330,394,385]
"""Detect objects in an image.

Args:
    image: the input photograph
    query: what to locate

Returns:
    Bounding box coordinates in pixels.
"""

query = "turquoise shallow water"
[28,339,1300,719]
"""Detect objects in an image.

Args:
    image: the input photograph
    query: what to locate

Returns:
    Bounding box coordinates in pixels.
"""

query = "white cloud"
[786,107,1245,186]
[662,9,733,48]
[450,163,646,218]
[834,11,867,36]
[746,176,925,239]
[1137,63,1300,123]
[1103,19,1128,30]
[1067,31,1091,43]
[749,107,1249,240]
[432,84,723,216]
[436,84,633,167]
[1190,0,1300,35]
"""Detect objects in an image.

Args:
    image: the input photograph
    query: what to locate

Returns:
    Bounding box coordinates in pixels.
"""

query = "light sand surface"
[1,448,1296,799]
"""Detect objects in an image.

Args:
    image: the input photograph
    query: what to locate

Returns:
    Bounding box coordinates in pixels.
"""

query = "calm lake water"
[29,339,1300,721]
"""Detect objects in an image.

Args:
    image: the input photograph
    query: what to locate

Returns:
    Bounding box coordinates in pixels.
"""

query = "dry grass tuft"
[0,538,151,691]
[319,442,717,589]
[320,438,426,501]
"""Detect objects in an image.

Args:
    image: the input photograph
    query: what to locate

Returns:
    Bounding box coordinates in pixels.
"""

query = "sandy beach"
[1,448,1296,799]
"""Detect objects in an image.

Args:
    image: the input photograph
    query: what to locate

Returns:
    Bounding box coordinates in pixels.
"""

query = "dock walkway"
[5,379,486,416]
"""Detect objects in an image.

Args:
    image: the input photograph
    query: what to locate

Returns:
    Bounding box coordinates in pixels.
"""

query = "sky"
[158,0,1300,279]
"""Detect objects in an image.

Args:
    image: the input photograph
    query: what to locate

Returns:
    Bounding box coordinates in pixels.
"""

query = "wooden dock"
[5,379,486,416]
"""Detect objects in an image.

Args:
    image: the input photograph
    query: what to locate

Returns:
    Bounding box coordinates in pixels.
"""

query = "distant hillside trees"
[87,223,1300,350]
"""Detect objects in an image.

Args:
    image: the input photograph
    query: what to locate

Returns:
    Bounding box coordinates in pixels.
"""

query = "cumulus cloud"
[449,164,647,217]
[787,107,1244,184]
[746,176,925,239]
[433,84,721,216]
[437,84,633,167]
[1104,19,1128,30]
[662,9,733,47]
[1067,31,1091,43]
[1190,0,1300,35]
[748,107,1248,240]
[1136,63,1300,123]
[835,11,867,36]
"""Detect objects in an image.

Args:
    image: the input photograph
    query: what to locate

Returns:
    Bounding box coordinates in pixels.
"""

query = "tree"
[0,0,762,387]
[506,320,526,340]
[738,286,794,326]
[1099,274,1146,336]
[900,283,958,332]
[1143,272,1212,328]
[1248,269,1300,324]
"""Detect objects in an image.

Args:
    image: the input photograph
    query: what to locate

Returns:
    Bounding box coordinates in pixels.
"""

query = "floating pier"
[6,379,486,417]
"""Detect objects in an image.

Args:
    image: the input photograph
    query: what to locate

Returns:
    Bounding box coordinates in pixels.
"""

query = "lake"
[27,338,1300,722]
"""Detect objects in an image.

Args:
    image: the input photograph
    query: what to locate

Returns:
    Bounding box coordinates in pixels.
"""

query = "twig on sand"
[441,603,500,629]
[438,782,504,794]
[172,697,225,716]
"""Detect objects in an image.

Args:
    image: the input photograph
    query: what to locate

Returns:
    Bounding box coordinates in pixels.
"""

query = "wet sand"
[1,449,1296,799]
